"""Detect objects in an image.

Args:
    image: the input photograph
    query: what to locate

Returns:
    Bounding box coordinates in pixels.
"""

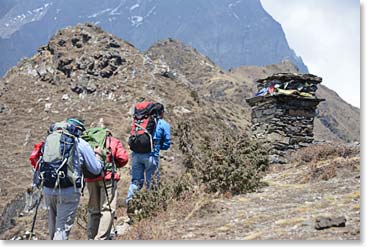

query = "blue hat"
[67,118,86,132]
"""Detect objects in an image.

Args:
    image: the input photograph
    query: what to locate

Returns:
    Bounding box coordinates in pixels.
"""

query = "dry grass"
[292,143,359,163]
[275,217,306,227]
[291,143,359,183]
[243,231,264,240]
[119,191,206,240]
[304,157,359,183]
[344,191,360,200]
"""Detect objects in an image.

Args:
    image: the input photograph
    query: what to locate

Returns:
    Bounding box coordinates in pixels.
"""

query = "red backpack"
[128,102,163,153]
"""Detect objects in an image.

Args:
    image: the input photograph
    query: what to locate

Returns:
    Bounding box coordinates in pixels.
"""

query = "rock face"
[246,73,325,163]
[0,0,307,76]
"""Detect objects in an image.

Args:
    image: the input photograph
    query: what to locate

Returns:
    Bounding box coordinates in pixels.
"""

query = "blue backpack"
[37,122,83,189]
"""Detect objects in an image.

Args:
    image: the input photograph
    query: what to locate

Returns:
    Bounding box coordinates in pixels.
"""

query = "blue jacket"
[152,118,171,157]
[43,138,103,195]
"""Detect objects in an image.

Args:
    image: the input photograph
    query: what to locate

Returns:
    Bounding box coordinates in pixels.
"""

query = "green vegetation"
[127,121,269,222]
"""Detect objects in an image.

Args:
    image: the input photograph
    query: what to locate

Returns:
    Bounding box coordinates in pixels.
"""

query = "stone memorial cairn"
[246,73,325,163]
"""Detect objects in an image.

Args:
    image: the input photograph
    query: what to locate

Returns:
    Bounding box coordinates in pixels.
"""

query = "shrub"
[178,121,269,195]
[189,133,268,195]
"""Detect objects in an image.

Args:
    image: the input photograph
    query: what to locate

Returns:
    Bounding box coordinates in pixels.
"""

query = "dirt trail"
[161,161,360,240]
[2,156,360,240]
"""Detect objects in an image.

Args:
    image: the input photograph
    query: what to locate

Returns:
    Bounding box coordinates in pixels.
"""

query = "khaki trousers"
[86,180,117,240]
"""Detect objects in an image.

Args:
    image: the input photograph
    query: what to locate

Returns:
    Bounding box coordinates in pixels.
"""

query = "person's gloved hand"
[94,145,103,160]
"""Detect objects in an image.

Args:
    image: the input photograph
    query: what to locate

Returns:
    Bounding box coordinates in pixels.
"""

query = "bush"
[178,121,269,195]
[190,134,268,195]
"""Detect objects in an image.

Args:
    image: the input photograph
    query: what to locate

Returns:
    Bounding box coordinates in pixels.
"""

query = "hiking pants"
[43,191,80,240]
[86,179,117,240]
[126,153,160,203]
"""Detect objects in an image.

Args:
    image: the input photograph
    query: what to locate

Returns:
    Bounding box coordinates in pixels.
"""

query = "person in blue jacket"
[126,103,171,206]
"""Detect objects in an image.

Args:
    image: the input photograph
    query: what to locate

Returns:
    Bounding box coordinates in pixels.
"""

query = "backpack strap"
[77,141,85,196]
[53,157,68,190]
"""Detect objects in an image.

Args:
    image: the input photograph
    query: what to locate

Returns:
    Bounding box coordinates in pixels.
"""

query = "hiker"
[126,102,171,206]
[82,128,129,240]
[31,118,103,240]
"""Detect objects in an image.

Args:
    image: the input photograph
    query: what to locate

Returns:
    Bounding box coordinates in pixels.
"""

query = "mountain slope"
[0,24,359,238]
[315,86,360,142]
[0,24,251,234]
[0,0,307,76]
[146,39,360,143]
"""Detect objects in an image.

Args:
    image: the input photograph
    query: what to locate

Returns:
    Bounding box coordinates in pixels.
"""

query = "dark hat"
[155,103,164,113]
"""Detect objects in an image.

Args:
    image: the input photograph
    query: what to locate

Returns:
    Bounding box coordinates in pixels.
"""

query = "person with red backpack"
[81,127,129,240]
[126,102,171,209]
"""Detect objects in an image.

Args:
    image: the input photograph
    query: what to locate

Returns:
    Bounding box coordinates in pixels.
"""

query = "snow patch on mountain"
[0,2,52,39]
[110,1,124,15]
[130,15,143,27]
[87,8,112,18]
[146,6,157,17]
[130,4,140,11]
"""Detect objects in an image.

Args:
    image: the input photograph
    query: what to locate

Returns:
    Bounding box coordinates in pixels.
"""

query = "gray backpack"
[37,122,82,189]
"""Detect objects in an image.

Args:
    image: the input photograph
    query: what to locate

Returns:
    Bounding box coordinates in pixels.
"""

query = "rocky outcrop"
[33,24,128,90]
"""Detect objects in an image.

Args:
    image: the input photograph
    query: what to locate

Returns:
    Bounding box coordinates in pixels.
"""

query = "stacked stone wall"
[247,94,324,163]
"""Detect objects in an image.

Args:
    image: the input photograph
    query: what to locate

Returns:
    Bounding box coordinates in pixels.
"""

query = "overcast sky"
[260,0,360,108]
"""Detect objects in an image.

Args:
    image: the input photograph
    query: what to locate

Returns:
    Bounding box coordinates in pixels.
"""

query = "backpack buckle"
[58,171,66,179]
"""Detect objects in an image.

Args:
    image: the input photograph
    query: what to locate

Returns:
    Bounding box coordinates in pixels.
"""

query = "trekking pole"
[108,145,116,210]
[28,193,43,240]
[102,176,117,236]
